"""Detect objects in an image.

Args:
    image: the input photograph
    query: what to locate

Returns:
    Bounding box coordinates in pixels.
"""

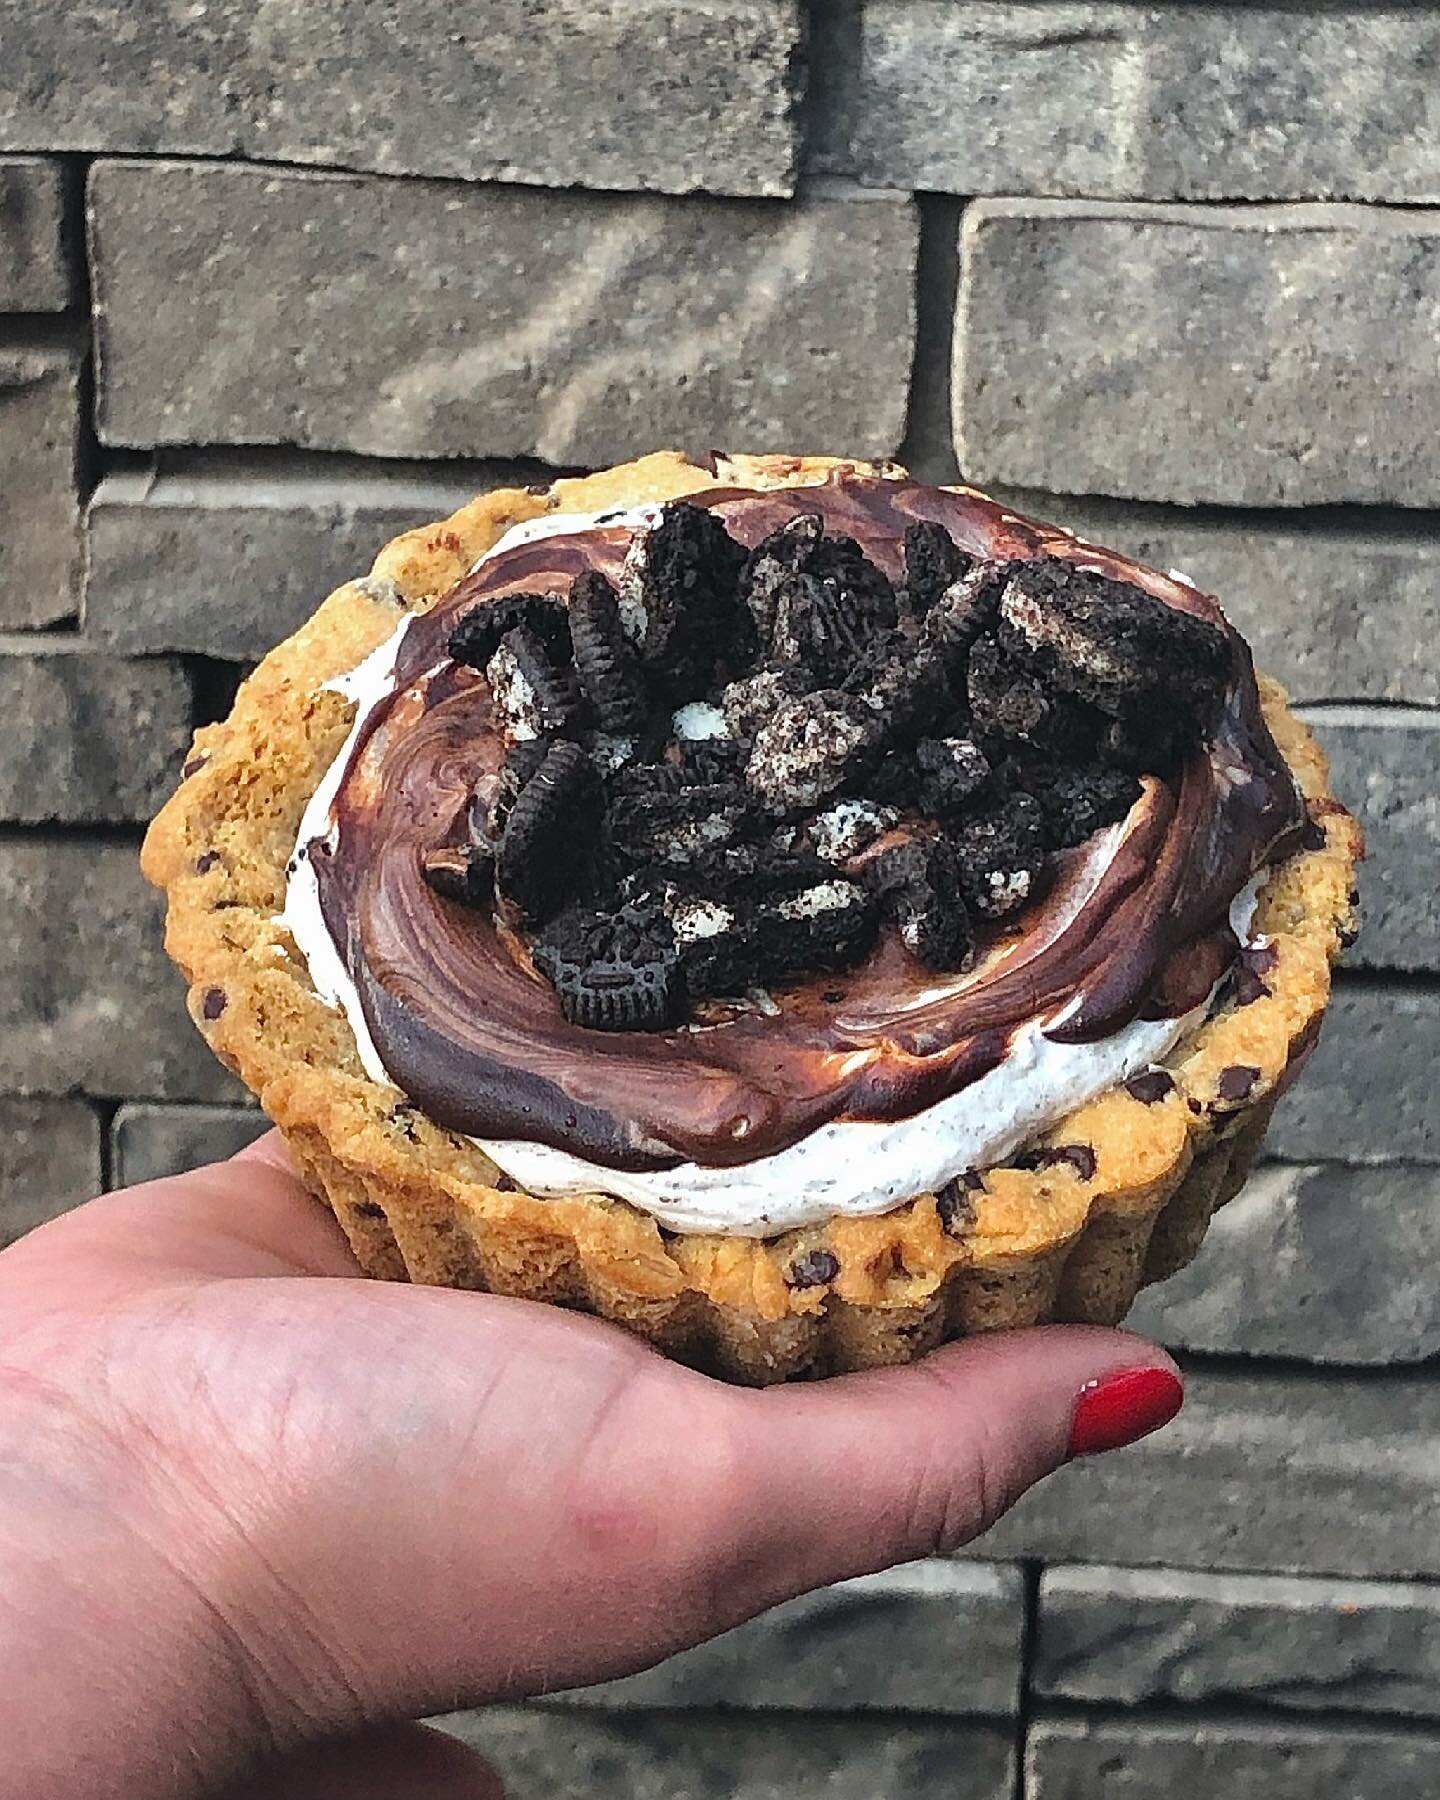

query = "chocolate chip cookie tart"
[144,452,1361,1383]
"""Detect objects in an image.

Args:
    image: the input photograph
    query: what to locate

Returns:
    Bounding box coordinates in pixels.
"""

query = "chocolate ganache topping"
[305,474,1304,1171]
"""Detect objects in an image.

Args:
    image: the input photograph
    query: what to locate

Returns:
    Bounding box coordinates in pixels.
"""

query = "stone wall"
[1,7,1436,1792]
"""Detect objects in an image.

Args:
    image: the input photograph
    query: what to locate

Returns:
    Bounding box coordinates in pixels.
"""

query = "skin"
[0,1136,1180,1798]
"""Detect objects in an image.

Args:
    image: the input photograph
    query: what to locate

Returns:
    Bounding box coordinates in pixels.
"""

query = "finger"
[4,1131,359,1291]
[218,1722,504,1800]
[714,1326,1180,1614]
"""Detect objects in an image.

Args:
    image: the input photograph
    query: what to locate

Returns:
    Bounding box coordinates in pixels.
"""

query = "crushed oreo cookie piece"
[1097,711,1187,779]
[494,740,601,924]
[918,562,1007,670]
[842,627,955,740]
[531,903,681,1032]
[721,665,805,739]
[609,776,752,869]
[449,591,571,669]
[902,520,973,618]
[665,891,753,1000]
[999,557,1231,728]
[1029,765,1142,851]
[754,876,876,984]
[915,737,992,817]
[569,569,647,732]
[619,501,749,694]
[968,635,1100,759]
[487,624,578,740]
[765,535,898,683]
[865,835,974,971]
[745,689,882,814]
[803,797,899,864]
[949,795,1046,920]
[421,840,493,909]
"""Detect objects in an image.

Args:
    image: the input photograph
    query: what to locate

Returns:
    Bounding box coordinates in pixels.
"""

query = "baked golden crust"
[142,452,1362,1383]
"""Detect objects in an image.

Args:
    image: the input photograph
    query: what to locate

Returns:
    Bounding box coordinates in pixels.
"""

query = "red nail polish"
[1068,1365,1183,1459]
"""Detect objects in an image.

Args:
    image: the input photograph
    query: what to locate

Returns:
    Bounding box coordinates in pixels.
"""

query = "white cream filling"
[280,503,1268,1239]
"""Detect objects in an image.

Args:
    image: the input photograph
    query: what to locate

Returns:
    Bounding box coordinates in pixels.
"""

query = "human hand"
[0,1136,1181,1799]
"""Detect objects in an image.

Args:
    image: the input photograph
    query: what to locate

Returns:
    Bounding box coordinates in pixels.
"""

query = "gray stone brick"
[88,161,917,466]
[0,837,245,1103]
[86,454,542,660]
[1027,1714,1439,1799]
[111,1104,265,1189]
[557,1561,1022,1716]
[0,338,83,628]
[1131,1162,1440,1366]
[969,1364,1440,1578]
[1035,1565,1440,1718]
[437,1707,1014,1800]
[956,200,1440,507]
[0,641,193,823]
[0,1095,102,1249]
[1268,982,1439,1166]
[0,2,803,199]
[0,156,71,310]
[992,493,1440,708]
[1301,707,1439,973]
[812,4,1440,206]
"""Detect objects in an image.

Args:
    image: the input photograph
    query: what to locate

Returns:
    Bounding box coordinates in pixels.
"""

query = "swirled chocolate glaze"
[308,475,1304,1170]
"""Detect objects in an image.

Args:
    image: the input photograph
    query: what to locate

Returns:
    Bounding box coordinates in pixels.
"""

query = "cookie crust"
[143,453,1362,1383]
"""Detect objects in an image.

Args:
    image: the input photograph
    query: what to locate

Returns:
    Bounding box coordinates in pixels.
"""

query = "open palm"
[0,1137,1178,1799]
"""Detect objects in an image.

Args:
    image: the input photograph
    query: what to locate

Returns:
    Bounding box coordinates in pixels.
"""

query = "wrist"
[0,1379,274,1799]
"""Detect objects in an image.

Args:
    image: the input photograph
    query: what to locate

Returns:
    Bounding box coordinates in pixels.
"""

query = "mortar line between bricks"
[991,488,1440,540]
[1030,1695,1440,1741]
[898,192,965,480]
[1012,1562,1041,1800]
[1331,968,1440,999]
[64,152,103,515]
[1173,1350,1440,1387]
[95,1097,121,1192]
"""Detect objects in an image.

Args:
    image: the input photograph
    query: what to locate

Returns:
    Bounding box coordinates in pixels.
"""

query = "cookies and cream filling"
[281,476,1305,1237]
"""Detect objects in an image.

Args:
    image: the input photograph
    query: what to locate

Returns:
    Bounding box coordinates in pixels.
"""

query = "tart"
[143,453,1362,1384]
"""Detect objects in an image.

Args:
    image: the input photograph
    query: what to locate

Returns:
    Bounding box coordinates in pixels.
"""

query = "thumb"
[217,1722,504,1799]
[720,1327,1181,1613]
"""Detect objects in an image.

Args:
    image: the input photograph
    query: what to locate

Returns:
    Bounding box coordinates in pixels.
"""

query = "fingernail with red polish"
[1068,1365,1184,1459]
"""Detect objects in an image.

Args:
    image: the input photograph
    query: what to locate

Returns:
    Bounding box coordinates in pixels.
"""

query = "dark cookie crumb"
[786,1247,841,1289]
[201,986,227,1021]
[354,1200,386,1221]
[182,752,208,779]
[902,519,973,618]
[936,1168,982,1236]
[1215,1063,1260,1103]
[1125,1069,1176,1105]
[1300,815,1328,852]
[1015,1142,1097,1181]
[194,849,223,874]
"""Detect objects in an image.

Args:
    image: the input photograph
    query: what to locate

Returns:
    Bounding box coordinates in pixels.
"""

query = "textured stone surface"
[1036,1565,1440,1718]
[111,1104,264,1189]
[1268,983,1439,1165]
[0,1096,102,1248]
[0,2,803,198]
[0,838,245,1102]
[89,161,917,464]
[1302,707,1439,972]
[812,4,1440,205]
[1027,1714,1438,1797]
[997,492,1440,707]
[86,455,543,659]
[0,156,71,309]
[969,1364,1440,1578]
[1132,1162,1440,1366]
[437,1707,1014,1800]
[0,642,193,822]
[956,201,1440,507]
[0,339,83,628]
[558,1561,1023,1716]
